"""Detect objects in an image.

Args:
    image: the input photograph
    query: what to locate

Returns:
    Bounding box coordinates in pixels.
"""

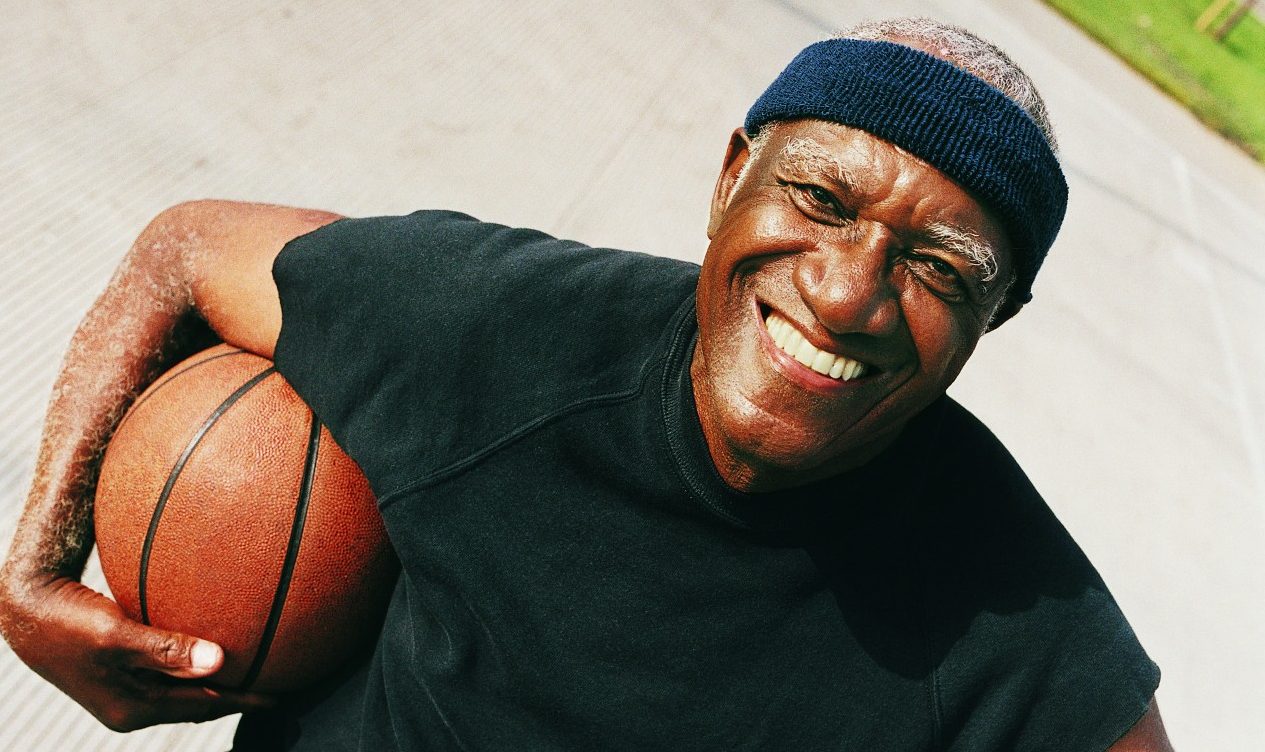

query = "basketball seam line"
[117,348,248,436]
[137,365,278,626]
[239,409,321,690]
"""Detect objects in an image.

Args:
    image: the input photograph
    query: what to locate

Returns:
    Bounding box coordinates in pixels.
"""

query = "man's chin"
[694,356,908,488]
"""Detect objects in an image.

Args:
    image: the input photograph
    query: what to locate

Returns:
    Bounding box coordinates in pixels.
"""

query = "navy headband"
[744,38,1067,303]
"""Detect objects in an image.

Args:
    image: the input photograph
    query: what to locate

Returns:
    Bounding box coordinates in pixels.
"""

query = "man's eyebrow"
[924,221,1000,284]
[778,137,859,191]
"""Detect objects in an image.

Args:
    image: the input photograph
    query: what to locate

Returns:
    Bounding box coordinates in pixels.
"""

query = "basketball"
[94,344,398,692]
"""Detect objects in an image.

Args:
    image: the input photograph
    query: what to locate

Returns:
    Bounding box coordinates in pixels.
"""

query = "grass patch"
[1043,0,1265,160]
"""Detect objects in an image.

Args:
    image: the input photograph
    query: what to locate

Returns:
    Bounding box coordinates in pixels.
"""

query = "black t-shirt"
[246,210,1159,751]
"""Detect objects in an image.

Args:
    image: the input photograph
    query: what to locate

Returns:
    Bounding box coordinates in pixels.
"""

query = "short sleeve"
[271,210,698,502]
[925,401,1160,751]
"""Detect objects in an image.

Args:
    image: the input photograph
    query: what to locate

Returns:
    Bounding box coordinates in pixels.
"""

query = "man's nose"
[793,229,901,337]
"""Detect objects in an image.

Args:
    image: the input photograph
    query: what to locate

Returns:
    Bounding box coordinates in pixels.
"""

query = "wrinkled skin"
[692,119,1018,492]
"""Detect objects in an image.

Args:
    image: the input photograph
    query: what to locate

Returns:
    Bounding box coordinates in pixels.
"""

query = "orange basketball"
[94,344,397,692]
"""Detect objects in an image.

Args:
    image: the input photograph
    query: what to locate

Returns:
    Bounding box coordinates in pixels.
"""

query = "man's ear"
[986,296,1023,332]
[707,128,754,239]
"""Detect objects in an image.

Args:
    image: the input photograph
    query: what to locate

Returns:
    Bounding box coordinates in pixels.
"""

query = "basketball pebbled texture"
[95,343,398,692]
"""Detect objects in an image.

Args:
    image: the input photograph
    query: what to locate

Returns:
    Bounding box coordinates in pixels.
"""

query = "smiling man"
[0,17,1170,752]
[695,119,1019,491]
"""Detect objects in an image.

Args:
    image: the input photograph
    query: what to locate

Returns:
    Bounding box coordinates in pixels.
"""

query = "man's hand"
[0,573,275,731]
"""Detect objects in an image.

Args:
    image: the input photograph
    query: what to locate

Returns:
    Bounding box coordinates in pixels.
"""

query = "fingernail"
[191,640,220,670]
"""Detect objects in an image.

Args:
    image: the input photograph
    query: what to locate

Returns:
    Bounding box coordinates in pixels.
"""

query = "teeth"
[810,349,834,375]
[793,337,817,366]
[775,322,792,349]
[763,312,868,382]
[784,328,803,355]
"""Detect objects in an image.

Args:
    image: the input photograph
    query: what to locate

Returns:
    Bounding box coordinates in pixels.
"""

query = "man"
[0,17,1172,751]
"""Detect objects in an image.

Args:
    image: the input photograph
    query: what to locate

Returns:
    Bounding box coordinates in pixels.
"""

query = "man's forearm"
[0,200,335,731]
[2,198,339,595]
[0,208,208,598]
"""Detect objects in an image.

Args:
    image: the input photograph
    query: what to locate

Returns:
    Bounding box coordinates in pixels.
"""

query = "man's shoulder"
[278,209,702,353]
[272,210,702,501]
[285,209,700,283]
[919,396,1099,597]
[931,396,1043,504]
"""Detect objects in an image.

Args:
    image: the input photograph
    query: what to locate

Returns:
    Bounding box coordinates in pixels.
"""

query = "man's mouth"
[763,311,870,382]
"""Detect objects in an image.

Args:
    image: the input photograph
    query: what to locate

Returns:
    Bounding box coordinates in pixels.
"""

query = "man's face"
[693,119,1016,491]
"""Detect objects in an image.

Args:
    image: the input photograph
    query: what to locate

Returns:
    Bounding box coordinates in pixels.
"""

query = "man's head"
[692,18,1065,491]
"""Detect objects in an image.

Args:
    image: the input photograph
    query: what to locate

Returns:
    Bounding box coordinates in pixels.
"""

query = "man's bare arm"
[0,200,341,731]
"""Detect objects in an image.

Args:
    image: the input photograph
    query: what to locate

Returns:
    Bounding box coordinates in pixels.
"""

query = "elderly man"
[0,17,1170,752]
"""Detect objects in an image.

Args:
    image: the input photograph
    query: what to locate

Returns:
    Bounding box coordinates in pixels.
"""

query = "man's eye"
[803,185,834,207]
[925,257,956,277]
[789,183,845,221]
[907,254,967,298]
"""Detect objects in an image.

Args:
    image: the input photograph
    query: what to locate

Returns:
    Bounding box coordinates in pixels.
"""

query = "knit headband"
[744,38,1067,303]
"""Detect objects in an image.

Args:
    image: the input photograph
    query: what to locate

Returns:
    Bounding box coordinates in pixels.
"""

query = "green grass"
[1043,0,1265,160]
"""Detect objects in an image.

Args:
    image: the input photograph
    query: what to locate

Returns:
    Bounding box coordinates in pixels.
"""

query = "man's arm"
[0,200,341,731]
[1108,697,1175,752]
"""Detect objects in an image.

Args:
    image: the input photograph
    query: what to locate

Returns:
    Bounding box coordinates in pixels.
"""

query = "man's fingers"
[119,622,224,678]
[165,684,279,715]
[124,685,278,728]
[199,685,280,711]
